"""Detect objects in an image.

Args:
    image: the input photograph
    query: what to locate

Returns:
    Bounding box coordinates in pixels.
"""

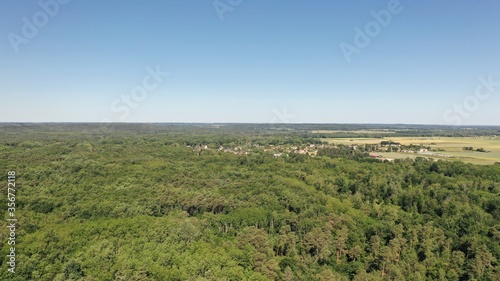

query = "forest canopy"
[0,123,499,280]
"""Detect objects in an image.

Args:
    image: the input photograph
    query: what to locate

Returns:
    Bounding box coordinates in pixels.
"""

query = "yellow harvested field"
[312,130,395,134]
[322,136,500,165]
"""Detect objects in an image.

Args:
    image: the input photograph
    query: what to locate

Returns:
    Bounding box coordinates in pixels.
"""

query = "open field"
[323,136,500,165]
[311,130,396,134]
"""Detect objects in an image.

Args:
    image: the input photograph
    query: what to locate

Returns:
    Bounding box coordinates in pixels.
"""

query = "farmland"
[322,136,500,165]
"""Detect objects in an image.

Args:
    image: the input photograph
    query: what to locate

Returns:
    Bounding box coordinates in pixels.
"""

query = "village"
[187,140,450,162]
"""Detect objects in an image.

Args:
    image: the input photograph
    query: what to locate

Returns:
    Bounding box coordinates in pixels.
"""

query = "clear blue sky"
[1,0,499,124]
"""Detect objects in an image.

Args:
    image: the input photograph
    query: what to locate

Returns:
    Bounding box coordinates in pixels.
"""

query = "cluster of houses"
[187,141,451,161]
[188,144,250,155]
[187,143,324,157]
[264,144,321,157]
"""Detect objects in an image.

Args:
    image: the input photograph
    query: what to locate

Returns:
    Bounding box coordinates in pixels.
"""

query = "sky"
[1,0,499,125]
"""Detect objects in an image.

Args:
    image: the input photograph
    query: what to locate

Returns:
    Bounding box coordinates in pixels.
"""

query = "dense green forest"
[1,124,499,280]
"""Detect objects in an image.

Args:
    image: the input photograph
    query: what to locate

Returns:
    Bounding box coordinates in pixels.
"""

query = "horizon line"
[1,122,500,128]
